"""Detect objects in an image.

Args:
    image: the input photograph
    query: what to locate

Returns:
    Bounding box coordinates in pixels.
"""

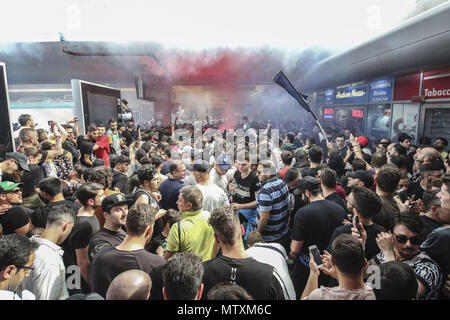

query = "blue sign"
[369,77,393,103]
[317,89,335,105]
[335,82,368,105]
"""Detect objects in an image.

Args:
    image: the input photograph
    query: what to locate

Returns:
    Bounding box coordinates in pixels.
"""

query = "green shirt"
[166,209,215,262]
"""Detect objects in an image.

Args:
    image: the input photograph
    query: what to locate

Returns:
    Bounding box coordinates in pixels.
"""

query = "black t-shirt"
[202,255,285,300]
[328,223,386,260]
[325,192,346,210]
[88,228,127,262]
[79,139,94,167]
[407,181,425,201]
[122,129,137,146]
[233,170,259,204]
[21,164,42,197]
[419,215,441,239]
[0,206,30,235]
[63,140,80,163]
[291,200,347,255]
[31,200,81,229]
[62,215,100,270]
[88,246,165,299]
[112,171,129,194]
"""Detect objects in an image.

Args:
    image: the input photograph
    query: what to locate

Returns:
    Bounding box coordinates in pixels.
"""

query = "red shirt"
[95,136,110,166]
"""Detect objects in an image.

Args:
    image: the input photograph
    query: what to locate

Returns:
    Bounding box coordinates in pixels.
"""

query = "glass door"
[422,104,450,143]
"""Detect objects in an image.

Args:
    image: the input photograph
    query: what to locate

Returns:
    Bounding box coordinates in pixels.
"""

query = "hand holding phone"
[353,215,363,236]
[308,245,323,268]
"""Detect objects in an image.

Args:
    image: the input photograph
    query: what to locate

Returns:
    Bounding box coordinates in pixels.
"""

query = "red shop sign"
[423,75,450,99]
[352,110,364,118]
[324,108,334,115]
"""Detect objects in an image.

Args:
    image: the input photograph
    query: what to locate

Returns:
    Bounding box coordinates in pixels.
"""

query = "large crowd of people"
[0,112,449,300]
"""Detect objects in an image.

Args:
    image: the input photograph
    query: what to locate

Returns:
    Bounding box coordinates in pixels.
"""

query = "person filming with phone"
[301,234,375,300]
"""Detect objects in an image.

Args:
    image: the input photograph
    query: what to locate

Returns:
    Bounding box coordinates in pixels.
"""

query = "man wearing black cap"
[88,193,130,261]
[347,170,375,190]
[89,203,165,299]
[192,160,229,213]
[0,152,30,183]
[290,176,347,297]
[0,181,31,235]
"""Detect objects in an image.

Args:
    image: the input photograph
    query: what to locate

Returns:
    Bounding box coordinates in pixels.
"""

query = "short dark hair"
[126,203,156,236]
[352,159,366,171]
[295,149,308,164]
[372,151,387,169]
[390,154,410,171]
[320,168,337,189]
[137,165,156,185]
[38,177,63,197]
[162,209,182,228]
[377,164,401,193]
[141,141,152,153]
[0,234,39,272]
[281,150,293,166]
[373,261,418,300]
[284,168,301,184]
[329,234,365,277]
[18,114,32,126]
[90,166,113,189]
[391,212,423,236]
[135,149,147,162]
[150,155,164,168]
[162,252,204,300]
[397,132,412,143]
[108,119,117,125]
[308,146,323,164]
[422,190,441,212]
[96,123,106,129]
[435,137,448,146]
[418,136,432,147]
[87,124,98,133]
[207,282,254,300]
[83,167,93,182]
[114,155,130,167]
[393,143,408,155]
[246,231,264,246]
[351,186,382,219]
[286,133,295,144]
[75,182,104,206]
[209,206,240,246]
[46,204,77,227]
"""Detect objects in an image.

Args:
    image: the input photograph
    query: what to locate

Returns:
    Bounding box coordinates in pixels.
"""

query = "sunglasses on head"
[394,233,422,246]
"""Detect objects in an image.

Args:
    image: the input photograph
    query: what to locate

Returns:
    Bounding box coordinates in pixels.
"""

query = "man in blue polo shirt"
[256,160,291,253]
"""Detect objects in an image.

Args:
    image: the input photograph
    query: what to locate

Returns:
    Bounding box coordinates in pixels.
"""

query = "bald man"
[413,147,441,172]
[106,270,152,300]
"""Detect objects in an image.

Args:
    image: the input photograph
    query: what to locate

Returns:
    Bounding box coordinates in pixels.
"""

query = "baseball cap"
[348,170,374,188]
[101,193,132,213]
[357,136,369,148]
[192,160,210,173]
[6,152,29,171]
[216,154,231,171]
[0,181,23,193]
[298,176,321,193]
[281,143,293,151]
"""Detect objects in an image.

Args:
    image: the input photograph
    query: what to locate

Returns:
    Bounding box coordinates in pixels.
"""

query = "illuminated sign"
[317,89,335,105]
[352,110,364,118]
[323,108,334,115]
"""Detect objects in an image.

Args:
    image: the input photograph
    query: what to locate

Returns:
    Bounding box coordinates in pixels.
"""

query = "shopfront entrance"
[420,104,450,143]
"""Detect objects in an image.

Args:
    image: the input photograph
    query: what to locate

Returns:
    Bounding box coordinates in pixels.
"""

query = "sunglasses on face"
[394,233,422,246]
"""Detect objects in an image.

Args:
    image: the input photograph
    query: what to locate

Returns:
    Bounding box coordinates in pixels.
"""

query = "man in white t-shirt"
[210,153,232,193]
[245,232,296,300]
[192,160,229,213]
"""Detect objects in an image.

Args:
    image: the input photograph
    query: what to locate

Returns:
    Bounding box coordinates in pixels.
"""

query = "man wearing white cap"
[210,153,232,193]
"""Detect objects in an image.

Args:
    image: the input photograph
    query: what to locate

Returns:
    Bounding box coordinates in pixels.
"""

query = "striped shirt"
[256,178,290,242]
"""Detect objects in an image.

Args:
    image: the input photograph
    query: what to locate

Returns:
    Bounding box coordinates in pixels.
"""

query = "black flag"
[273,70,312,114]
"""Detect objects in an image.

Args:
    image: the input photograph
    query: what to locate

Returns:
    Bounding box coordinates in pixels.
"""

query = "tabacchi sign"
[423,75,450,99]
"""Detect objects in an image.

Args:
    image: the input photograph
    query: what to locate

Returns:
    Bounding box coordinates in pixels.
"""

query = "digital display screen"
[86,92,118,125]
[324,108,334,115]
